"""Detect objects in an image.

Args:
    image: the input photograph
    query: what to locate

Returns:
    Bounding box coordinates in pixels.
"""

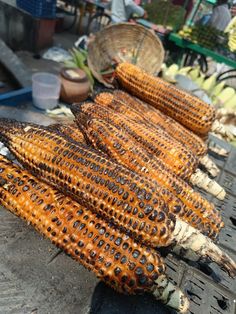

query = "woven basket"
[87,23,165,88]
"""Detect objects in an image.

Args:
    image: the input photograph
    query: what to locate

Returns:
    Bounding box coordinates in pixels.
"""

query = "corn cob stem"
[0,155,189,312]
[190,169,226,200]
[171,220,236,277]
[153,275,189,313]
[207,143,229,158]
[211,120,236,140]
[199,155,220,178]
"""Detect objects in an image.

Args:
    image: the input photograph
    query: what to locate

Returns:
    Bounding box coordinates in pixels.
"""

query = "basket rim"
[87,22,165,88]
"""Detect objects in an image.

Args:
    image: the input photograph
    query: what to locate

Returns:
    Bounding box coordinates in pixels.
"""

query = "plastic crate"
[16,0,56,18]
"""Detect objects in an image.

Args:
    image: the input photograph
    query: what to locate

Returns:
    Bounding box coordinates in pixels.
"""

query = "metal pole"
[186,0,202,26]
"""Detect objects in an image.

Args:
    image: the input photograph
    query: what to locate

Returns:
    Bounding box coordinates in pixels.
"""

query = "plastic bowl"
[32,72,61,110]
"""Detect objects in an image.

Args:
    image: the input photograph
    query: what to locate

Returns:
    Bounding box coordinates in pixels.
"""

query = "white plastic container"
[32,72,61,110]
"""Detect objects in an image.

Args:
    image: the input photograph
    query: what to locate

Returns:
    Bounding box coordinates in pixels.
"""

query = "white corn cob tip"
[172,220,236,277]
[190,169,226,200]
[199,155,220,177]
[152,274,189,313]
[212,120,236,140]
[208,145,229,157]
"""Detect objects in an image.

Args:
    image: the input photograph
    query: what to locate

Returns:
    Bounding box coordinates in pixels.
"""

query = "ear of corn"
[72,102,225,199]
[49,123,86,144]
[96,90,208,158]
[0,119,177,248]
[76,114,223,239]
[0,155,190,312]
[96,91,220,178]
[72,103,198,181]
[0,154,235,277]
[115,62,216,136]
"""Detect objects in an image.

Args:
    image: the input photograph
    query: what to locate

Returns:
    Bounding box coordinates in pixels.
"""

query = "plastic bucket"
[32,72,61,110]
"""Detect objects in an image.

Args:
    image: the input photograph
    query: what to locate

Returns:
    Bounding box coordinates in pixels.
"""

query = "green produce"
[211,81,226,98]
[64,48,94,89]
[202,73,217,95]
[225,16,236,52]
[195,73,205,87]
[161,63,179,82]
[215,87,235,106]
[178,25,228,50]
[189,67,200,81]
[178,66,192,75]
[223,94,236,110]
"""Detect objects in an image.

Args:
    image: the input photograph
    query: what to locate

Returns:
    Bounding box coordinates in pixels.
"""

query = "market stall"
[169,32,236,68]
[133,0,236,73]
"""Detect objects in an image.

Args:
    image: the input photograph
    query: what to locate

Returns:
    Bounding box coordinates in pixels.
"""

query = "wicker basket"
[87,23,165,88]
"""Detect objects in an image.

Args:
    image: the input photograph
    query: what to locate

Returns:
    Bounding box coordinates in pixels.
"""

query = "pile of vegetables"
[0,62,235,313]
[225,16,236,52]
[178,25,228,50]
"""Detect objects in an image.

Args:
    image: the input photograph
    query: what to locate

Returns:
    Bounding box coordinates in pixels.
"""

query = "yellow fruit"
[202,74,217,95]
[216,87,236,106]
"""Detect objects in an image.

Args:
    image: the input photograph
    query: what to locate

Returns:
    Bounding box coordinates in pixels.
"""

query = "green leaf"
[64,60,78,68]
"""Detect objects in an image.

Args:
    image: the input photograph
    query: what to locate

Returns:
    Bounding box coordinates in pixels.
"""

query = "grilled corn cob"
[116,63,235,140]
[0,122,235,276]
[97,90,208,158]
[0,155,189,312]
[0,145,236,278]
[50,123,86,144]
[0,118,177,248]
[76,114,223,239]
[72,103,225,200]
[116,63,216,136]
[74,103,198,180]
[95,91,219,178]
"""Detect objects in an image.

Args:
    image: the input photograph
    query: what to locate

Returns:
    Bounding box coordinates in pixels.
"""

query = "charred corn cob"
[50,123,86,144]
[0,155,190,312]
[74,103,198,180]
[116,63,235,140]
[76,114,223,239]
[0,119,177,248]
[72,103,225,200]
[115,63,216,137]
[0,147,235,277]
[97,90,208,158]
[95,91,219,178]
